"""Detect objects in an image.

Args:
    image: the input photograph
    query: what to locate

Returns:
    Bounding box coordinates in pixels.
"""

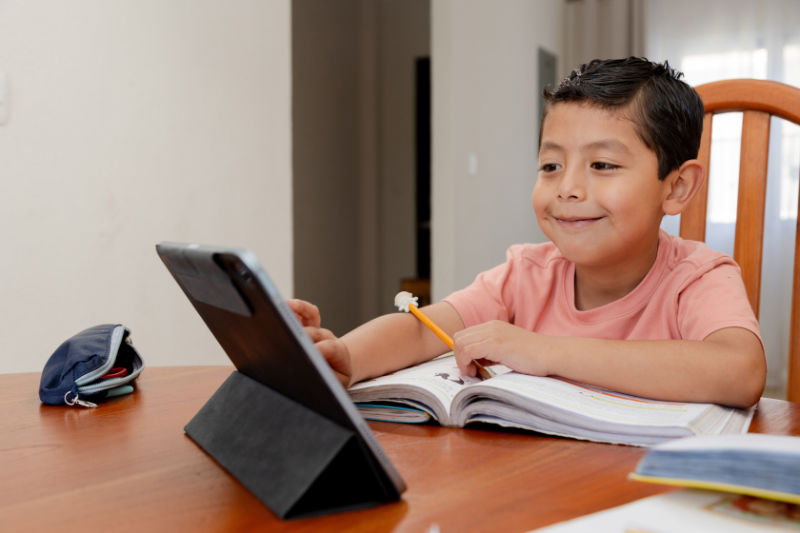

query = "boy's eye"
[591,161,620,170]
[539,163,561,172]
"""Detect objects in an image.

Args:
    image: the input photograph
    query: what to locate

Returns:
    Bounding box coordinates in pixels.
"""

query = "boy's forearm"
[342,302,464,385]
[543,328,766,408]
[341,314,432,384]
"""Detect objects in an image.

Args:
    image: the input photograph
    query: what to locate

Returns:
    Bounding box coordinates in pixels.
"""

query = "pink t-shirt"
[444,231,761,342]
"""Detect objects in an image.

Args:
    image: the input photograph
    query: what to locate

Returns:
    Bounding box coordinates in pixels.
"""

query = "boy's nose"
[556,168,586,200]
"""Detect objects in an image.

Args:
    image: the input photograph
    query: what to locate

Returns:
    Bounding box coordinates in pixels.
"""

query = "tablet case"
[185,371,390,519]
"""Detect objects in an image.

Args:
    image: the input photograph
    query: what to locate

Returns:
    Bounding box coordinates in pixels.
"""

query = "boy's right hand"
[287,299,353,388]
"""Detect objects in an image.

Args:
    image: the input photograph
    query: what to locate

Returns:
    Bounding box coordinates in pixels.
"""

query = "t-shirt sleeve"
[443,249,518,328]
[677,261,762,343]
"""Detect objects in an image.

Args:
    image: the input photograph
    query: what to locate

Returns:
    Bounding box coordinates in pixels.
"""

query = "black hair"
[541,57,704,180]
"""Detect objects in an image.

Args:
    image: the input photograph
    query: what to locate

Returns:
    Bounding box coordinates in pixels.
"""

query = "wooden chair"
[681,79,800,402]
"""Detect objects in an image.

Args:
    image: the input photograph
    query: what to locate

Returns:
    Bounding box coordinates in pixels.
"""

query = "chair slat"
[790,205,800,402]
[733,110,771,316]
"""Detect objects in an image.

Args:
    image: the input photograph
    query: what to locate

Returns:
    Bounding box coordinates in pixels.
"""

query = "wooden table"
[1,366,798,532]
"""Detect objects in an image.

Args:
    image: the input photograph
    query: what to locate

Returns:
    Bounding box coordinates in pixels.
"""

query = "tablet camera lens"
[237,265,253,283]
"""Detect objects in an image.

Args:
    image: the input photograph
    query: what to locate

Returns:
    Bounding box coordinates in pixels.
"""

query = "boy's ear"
[662,159,705,216]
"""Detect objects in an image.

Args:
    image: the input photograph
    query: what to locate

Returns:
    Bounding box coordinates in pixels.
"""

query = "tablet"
[156,242,405,516]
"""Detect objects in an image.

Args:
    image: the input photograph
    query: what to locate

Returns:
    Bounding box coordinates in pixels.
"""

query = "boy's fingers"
[453,329,494,377]
[459,362,477,378]
[305,327,335,343]
[317,339,352,387]
[287,298,321,328]
[317,338,347,365]
[453,345,478,377]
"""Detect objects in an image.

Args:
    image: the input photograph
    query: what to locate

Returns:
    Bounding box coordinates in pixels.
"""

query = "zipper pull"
[64,391,98,408]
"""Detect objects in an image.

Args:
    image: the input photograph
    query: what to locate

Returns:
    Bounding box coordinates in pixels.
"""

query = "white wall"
[431,0,565,300]
[0,1,292,373]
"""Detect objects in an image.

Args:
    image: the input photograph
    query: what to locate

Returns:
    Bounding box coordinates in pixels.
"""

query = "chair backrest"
[681,79,800,402]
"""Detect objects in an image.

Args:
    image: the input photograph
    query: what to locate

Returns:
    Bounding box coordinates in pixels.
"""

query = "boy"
[290,57,766,408]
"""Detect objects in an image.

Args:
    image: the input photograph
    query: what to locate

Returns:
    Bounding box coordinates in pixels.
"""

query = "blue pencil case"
[39,324,144,408]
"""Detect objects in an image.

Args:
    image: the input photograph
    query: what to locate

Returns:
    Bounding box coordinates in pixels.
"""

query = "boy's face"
[533,102,672,273]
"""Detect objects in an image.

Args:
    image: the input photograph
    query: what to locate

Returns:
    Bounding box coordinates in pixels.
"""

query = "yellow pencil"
[394,291,494,379]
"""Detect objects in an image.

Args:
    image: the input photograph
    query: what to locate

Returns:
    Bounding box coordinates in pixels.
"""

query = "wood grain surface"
[1,366,797,532]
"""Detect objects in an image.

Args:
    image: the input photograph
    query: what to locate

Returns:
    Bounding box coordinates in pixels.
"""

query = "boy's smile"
[534,102,675,305]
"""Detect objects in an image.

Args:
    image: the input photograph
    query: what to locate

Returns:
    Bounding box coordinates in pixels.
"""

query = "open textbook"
[348,354,754,446]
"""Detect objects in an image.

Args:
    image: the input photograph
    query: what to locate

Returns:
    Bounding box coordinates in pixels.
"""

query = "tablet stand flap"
[185,371,389,519]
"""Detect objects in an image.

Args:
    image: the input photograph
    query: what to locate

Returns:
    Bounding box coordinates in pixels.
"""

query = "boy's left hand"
[453,320,551,378]
[287,298,353,387]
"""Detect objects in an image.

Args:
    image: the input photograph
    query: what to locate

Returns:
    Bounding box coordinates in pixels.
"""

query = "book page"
[454,372,748,434]
[348,354,487,422]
